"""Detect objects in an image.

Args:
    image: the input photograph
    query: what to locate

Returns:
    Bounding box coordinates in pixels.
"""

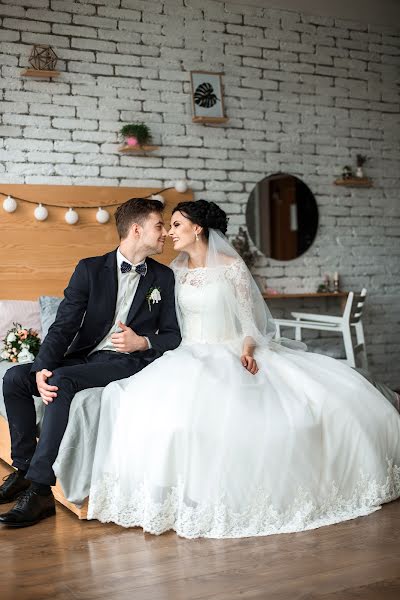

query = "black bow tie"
[120,261,147,276]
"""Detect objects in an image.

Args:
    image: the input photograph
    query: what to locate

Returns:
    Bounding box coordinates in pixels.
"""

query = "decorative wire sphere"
[96,207,110,224]
[174,179,188,193]
[2,195,17,213]
[65,208,79,225]
[149,194,165,204]
[29,44,58,71]
[34,203,48,221]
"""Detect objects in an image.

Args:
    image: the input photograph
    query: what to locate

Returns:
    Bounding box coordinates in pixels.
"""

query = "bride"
[88,200,400,538]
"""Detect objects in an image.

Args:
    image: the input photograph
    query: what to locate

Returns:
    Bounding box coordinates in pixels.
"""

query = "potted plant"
[119,123,152,148]
[342,165,353,180]
[231,227,258,270]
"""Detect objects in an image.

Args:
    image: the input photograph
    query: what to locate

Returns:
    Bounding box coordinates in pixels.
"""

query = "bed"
[0,183,192,518]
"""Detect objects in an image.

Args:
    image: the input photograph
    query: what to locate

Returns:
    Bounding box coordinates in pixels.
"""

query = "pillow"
[0,300,41,343]
[39,296,63,340]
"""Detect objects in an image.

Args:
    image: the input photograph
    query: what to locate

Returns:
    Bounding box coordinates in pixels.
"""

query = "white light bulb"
[174,179,188,193]
[96,207,110,224]
[34,203,48,221]
[3,195,17,213]
[65,208,79,225]
[149,194,165,205]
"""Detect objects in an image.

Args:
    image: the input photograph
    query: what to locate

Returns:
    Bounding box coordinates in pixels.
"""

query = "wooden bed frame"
[0,183,193,519]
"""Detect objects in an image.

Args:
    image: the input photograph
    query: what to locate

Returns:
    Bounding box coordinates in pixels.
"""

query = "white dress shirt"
[91,248,150,354]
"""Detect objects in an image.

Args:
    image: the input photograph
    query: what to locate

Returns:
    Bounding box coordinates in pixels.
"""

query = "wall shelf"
[264,291,349,310]
[334,177,373,187]
[21,69,60,78]
[119,145,159,153]
[192,116,229,124]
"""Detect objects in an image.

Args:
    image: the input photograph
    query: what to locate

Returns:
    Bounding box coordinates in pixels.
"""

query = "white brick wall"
[0,0,399,386]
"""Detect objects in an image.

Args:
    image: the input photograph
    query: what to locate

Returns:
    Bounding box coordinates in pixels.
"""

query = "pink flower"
[126,136,138,146]
[20,330,28,340]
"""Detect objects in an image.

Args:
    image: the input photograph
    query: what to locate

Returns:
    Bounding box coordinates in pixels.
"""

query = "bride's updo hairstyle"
[172,199,228,238]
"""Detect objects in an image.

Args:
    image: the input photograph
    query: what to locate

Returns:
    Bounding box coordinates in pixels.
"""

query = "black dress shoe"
[0,471,30,504]
[0,488,55,527]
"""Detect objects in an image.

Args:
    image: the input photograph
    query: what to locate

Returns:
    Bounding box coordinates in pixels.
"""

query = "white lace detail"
[88,460,400,539]
[173,262,237,288]
[174,260,262,345]
[225,259,260,340]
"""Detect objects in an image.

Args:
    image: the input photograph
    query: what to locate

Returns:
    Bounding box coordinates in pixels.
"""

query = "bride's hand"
[241,355,259,375]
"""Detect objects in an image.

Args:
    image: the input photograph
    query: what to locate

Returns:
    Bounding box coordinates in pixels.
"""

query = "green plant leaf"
[119,122,152,144]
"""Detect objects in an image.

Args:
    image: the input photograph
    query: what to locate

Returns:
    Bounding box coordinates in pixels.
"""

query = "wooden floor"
[1,463,400,600]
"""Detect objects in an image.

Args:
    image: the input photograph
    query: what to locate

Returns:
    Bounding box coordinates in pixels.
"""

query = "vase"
[356,166,364,178]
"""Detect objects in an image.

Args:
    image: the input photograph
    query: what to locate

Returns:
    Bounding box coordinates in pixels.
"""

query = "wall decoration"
[21,44,60,78]
[190,71,228,124]
[34,204,48,221]
[118,122,159,153]
[355,154,367,178]
[0,180,189,224]
[2,195,17,213]
[342,165,353,180]
[96,208,110,224]
[231,227,258,270]
[335,156,372,187]
[65,208,79,225]
[0,183,194,301]
[29,44,58,71]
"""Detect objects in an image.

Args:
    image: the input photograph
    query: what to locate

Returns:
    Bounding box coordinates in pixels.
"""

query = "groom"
[0,197,181,527]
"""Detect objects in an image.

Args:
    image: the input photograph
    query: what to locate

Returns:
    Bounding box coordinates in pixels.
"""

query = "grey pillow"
[39,296,63,340]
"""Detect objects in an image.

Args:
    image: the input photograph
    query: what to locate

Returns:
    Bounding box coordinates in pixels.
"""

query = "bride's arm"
[228,261,260,375]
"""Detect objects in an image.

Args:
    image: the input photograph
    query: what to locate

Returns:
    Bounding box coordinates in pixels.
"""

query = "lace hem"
[88,460,400,539]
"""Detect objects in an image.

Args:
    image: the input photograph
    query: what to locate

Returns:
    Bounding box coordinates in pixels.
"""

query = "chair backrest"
[342,292,354,323]
[341,288,367,324]
[350,288,367,324]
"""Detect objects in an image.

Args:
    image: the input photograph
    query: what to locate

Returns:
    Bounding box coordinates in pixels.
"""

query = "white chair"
[274,289,368,369]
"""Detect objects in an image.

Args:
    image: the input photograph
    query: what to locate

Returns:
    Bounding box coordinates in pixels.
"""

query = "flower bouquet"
[1,323,41,364]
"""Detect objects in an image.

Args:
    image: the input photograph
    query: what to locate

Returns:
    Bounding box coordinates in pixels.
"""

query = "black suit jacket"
[31,250,181,373]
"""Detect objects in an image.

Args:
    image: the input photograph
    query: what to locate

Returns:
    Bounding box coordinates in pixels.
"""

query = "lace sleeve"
[225,259,260,343]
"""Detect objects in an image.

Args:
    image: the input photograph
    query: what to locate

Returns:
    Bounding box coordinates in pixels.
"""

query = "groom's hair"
[115,197,164,239]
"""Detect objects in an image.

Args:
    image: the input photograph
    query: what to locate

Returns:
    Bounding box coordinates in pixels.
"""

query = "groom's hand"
[36,369,58,405]
[111,321,148,353]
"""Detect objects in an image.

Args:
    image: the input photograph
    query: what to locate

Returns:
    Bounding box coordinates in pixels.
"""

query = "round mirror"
[246,173,318,261]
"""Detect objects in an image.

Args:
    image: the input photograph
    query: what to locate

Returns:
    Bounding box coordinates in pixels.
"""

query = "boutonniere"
[146,286,161,311]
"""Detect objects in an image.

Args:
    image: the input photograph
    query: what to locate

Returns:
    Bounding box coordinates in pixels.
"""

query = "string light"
[174,179,188,193]
[96,207,110,224]
[0,180,189,224]
[34,203,48,221]
[2,195,17,213]
[65,208,79,225]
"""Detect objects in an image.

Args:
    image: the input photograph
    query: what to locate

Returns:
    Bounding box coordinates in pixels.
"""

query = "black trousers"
[2,351,145,486]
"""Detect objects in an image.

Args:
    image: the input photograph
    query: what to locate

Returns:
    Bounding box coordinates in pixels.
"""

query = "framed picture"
[190,71,228,124]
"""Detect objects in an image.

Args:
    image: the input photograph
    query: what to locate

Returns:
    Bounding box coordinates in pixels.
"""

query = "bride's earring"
[195,233,199,242]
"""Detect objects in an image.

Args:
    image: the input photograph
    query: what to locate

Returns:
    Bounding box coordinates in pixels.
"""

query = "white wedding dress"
[88,260,400,538]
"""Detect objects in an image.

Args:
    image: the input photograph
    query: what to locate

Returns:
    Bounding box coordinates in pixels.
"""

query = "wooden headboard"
[0,184,193,300]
